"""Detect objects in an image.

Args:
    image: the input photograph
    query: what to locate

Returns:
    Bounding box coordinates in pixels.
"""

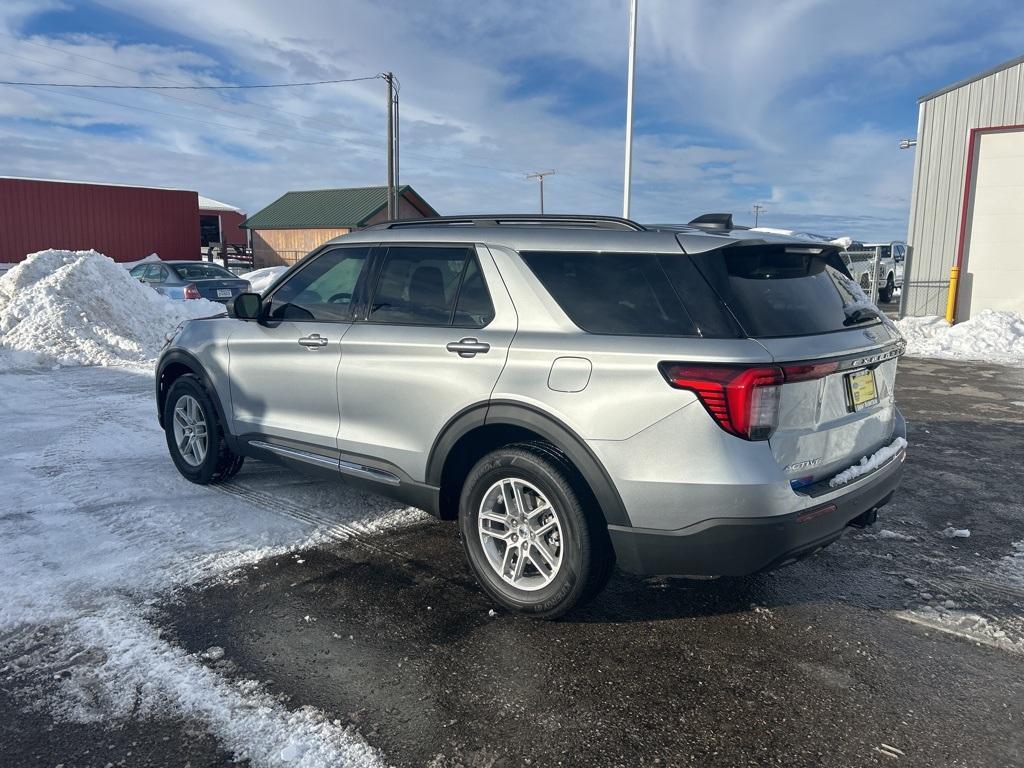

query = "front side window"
[269,246,372,322]
[368,246,479,326]
[129,265,147,278]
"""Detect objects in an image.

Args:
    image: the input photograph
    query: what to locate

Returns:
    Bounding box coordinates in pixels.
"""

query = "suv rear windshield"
[691,245,878,338]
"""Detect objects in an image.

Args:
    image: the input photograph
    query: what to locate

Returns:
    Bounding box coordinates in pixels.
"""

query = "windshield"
[172,263,235,280]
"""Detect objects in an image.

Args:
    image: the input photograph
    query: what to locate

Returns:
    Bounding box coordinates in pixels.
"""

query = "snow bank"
[241,265,288,294]
[896,310,1024,366]
[829,436,907,488]
[0,249,223,368]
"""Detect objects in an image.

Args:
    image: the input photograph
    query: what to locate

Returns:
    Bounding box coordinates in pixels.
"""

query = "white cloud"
[1,0,1022,240]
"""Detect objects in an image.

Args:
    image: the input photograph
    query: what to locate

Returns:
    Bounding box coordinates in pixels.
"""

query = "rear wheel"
[458,444,613,619]
[879,274,895,302]
[163,374,244,484]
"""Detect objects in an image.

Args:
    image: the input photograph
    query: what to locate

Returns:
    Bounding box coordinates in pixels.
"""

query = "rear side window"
[520,252,697,336]
[368,246,493,328]
[520,251,740,337]
[691,245,874,338]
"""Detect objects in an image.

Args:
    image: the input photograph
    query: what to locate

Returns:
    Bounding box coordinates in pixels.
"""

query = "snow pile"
[941,527,971,539]
[829,436,907,488]
[896,310,1024,365]
[0,249,223,367]
[997,542,1024,587]
[241,265,288,294]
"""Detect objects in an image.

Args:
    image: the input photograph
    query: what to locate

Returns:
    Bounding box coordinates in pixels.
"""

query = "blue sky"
[2,0,1024,240]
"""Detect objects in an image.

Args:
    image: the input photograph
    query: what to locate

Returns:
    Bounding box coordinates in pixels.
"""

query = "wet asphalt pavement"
[5,357,1024,767]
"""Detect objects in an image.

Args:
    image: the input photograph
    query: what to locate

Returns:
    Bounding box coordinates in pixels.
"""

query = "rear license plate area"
[845,368,879,412]
[217,289,232,298]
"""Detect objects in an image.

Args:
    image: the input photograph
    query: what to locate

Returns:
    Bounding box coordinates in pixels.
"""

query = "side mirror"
[233,292,263,320]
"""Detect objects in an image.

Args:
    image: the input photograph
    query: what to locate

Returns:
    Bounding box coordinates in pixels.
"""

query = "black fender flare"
[426,400,631,528]
[155,350,232,443]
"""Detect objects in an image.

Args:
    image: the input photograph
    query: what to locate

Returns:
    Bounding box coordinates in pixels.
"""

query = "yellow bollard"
[945,266,960,324]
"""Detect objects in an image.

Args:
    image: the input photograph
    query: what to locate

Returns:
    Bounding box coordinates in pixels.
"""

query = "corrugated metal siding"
[904,60,1024,315]
[0,178,199,263]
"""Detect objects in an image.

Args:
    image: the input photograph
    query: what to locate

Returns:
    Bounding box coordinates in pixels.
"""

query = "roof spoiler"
[688,213,734,231]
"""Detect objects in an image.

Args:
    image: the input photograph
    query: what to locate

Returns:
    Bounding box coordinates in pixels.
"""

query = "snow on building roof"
[0,175,190,192]
[198,195,243,213]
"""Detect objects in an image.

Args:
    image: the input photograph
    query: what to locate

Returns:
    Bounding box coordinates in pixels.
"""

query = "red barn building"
[0,177,246,264]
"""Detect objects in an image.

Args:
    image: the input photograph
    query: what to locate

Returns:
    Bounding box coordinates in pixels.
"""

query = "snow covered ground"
[0,365,422,766]
[897,310,1024,366]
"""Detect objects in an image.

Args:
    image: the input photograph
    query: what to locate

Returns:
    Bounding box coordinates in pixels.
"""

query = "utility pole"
[526,170,555,213]
[385,71,395,219]
[752,203,765,227]
[622,0,638,219]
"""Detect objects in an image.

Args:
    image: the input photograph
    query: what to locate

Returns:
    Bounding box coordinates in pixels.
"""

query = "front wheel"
[458,444,613,619]
[879,274,895,303]
[163,374,244,484]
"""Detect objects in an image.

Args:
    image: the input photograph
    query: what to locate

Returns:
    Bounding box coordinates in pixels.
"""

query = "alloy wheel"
[172,394,208,467]
[477,477,563,591]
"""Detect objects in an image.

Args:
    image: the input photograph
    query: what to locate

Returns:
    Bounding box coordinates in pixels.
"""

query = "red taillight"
[183,282,201,300]
[659,363,784,441]
[781,360,839,382]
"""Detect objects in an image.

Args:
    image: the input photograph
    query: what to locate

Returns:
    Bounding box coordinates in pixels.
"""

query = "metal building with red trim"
[903,54,1024,320]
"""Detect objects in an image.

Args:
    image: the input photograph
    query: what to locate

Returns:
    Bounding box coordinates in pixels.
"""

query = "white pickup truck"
[842,242,906,303]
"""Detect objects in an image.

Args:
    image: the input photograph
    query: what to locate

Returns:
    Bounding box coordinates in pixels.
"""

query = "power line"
[0,75,383,89]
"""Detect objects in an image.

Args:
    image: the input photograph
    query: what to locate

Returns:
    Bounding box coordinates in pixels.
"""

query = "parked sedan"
[129,261,250,303]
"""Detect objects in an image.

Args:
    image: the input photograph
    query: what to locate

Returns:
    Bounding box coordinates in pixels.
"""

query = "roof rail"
[365,214,646,232]
[688,213,734,231]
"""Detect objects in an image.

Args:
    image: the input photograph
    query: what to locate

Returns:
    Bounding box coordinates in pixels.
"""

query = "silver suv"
[157,214,907,618]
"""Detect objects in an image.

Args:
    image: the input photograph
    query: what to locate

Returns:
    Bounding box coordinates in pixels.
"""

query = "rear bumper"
[609,446,905,577]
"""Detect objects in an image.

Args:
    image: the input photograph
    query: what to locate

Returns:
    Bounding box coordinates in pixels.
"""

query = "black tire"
[458,443,614,619]
[163,374,244,484]
[879,274,894,303]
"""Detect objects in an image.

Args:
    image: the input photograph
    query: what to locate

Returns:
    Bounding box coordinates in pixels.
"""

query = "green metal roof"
[241,185,429,230]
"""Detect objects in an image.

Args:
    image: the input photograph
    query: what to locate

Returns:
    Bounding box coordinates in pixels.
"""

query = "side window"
[368,246,473,326]
[144,264,164,282]
[452,257,495,328]
[268,246,372,322]
[894,244,905,262]
[129,265,147,279]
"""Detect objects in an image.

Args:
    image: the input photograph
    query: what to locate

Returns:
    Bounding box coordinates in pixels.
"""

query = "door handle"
[298,333,328,349]
[446,337,490,357]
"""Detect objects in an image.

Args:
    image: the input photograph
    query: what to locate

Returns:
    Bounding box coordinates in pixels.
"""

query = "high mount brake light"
[659,364,784,441]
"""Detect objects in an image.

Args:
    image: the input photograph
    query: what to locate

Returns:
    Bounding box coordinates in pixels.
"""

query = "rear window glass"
[692,246,877,338]
[172,263,235,280]
[520,251,701,336]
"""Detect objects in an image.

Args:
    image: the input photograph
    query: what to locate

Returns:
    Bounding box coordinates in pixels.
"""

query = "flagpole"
[622,0,638,219]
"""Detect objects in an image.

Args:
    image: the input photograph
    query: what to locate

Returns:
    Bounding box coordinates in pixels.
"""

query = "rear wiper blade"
[842,306,880,326]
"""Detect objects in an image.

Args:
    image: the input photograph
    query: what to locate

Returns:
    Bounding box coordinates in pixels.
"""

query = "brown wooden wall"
[252,228,350,267]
